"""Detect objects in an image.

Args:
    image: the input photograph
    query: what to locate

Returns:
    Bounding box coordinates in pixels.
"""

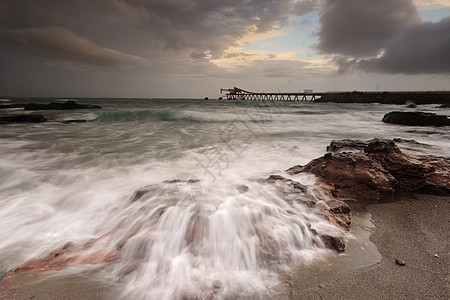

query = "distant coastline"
[316,91,450,104]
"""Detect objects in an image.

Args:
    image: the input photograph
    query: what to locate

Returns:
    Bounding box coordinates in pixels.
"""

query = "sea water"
[0,98,449,299]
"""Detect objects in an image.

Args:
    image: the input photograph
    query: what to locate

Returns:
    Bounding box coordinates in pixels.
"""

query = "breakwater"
[316,91,450,104]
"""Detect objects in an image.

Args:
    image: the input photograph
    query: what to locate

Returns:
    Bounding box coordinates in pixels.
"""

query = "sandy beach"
[1,193,448,299]
[282,194,449,300]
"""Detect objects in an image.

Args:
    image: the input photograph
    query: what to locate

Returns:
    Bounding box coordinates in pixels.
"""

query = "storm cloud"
[0,26,145,67]
[317,0,450,74]
[0,0,297,64]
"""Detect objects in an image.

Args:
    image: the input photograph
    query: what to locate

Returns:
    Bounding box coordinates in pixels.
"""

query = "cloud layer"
[317,0,450,74]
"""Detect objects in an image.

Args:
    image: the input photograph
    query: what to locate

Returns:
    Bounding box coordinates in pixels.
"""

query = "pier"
[219,88,450,104]
[220,87,321,101]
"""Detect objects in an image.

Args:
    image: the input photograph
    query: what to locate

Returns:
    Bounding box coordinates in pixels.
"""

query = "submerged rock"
[382,111,449,126]
[0,104,25,109]
[24,100,102,110]
[265,174,351,252]
[0,114,47,123]
[287,139,450,201]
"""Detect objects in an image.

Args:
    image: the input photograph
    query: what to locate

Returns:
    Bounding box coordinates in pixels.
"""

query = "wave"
[93,109,274,123]
[94,110,177,122]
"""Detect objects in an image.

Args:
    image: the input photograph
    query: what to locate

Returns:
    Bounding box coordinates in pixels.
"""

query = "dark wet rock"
[395,259,406,266]
[266,175,308,194]
[213,279,222,289]
[438,103,450,108]
[382,111,449,126]
[62,119,87,123]
[257,230,292,263]
[326,139,368,152]
[320,235,346,252]
[236,184,249,193]
[392,138,429,146]
[0,114,47,123]
[405,130,439,135]
[287,139,450,201]
[405,101,417,108]
[24,100,102,110]
[326,199,352,230]
[0,104,25,109]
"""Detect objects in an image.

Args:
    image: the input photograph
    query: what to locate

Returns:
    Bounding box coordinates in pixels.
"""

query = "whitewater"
[0,98,449,299]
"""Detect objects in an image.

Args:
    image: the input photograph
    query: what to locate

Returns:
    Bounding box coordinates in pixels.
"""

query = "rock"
[11,237,119,275]
[395,259,406,266]
[326,139,368,152]
[0,114,47,123]
[0,104,25,109]
[236,184,249,193]
[287,139,450,201]
[382,111,449,126]
[265,174,351,252]
[213,280,222,289]
[62,119,87,123]
[287,151,396,201]
[405,101,416,108]
[320,235,346,252]
[438,103,450,108]
[24,100,102,110]
[326,199,352,230]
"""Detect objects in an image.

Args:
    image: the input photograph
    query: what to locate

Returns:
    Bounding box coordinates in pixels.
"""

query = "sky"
[0,0,449,98]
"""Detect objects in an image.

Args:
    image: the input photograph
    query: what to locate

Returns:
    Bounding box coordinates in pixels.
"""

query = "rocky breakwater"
[287,139,450,202]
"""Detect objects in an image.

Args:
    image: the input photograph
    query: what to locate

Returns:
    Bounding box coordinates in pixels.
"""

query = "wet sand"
[0,272,119,300]
[282,194,450,299]
[1,194,448,299]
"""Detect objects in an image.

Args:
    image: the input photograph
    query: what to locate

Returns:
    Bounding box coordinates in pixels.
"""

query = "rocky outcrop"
[382,111,449,126]
[264,174,351,252]
[24,100,102,110]
[287,139,450,201]
[0,114,47,123]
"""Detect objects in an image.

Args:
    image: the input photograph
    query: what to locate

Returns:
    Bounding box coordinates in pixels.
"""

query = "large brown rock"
[287,139,450,201]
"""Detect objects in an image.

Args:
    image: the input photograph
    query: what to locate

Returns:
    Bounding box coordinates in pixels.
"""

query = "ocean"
[0,98,449,299]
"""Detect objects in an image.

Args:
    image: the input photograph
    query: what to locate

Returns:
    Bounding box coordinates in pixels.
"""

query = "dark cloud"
[317,0,420,56]
[317,0,450,74]
[0,26,145,67]
[339,17,450,74]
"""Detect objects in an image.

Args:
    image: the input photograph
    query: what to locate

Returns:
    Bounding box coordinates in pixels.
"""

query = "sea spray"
[84,174,342,299]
